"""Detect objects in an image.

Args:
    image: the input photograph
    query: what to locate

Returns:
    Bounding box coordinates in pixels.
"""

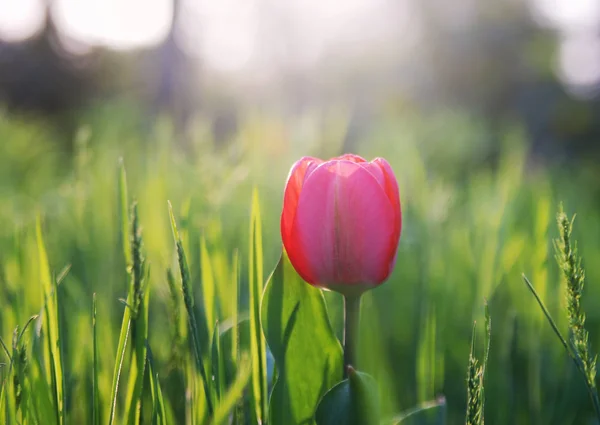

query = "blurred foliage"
[2,0,600,171]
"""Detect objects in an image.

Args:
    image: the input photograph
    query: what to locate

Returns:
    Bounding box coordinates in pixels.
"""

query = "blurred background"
[2,0,600,163]
[3,0,600,424]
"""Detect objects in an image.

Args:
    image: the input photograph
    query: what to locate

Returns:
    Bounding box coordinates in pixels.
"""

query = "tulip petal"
[334,154,367,163]
[281,156,322,282]
[372,158,402,277]
[372,158,401,232]
[355,161,386,188]
[289,160,396,287]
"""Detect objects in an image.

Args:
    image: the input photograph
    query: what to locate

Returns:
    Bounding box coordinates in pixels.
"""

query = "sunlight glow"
[0,0,45,41]
[178,0,259,71]
[0,0,401,72]
[531,0,600,29]
[557,33,600,95]
[52,0,172,50]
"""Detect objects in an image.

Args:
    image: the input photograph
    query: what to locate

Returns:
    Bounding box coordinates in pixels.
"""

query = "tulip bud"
[281,154,401,295]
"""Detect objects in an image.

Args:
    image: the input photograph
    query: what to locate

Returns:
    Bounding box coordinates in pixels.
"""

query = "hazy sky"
[0,0,598,89]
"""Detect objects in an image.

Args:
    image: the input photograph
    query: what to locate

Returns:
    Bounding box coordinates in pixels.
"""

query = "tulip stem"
[343,293,362,378]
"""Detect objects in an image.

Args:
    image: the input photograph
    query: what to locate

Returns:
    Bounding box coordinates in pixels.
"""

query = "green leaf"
[249,189,268,424]
[388,398,447,425]
[261,252,343,425]
[314,368,379,425]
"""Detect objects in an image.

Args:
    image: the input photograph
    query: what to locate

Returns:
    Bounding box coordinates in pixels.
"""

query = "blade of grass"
[119,159,132,266]
[123,286,150,425]
[481,301,491,419]
[211,321,225,404]
[185,358,195,425]
[108,174,135,425]
[482,302,491,374]
[0,334,14,425]
[211,353,252,425]
[0,337,10,361]
[0,334,10,414]
[55,264,71,287]
[36,216,65,425]
[386,397,446,424]
[522,275,573,361]
[0,377,6,424]
[29,327,57,425]
[92,294,100,425]
[416,307,436,403]
[231,250,239,373]
[108,307,132,425]
[200,237,216,343]
[522,274,600,419]
[248,189,267,424]
[147,345,167,425]
[12,316,37,424]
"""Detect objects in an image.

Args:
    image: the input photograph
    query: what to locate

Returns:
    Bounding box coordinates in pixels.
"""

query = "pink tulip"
[281,154,402,294]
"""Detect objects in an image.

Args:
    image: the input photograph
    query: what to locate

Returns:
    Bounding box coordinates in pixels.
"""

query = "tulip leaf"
[387,398,447,425]
[261,252,343,425]
[314,368,380,425]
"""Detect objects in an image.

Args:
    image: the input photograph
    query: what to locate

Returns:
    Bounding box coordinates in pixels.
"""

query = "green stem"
[343,293,362,378]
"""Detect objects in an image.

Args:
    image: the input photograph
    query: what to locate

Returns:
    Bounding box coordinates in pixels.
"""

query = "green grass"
[1,103,600,424]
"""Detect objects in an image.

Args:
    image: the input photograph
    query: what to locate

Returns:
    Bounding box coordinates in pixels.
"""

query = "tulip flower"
[281,154,401,375]
[281,154,402,294]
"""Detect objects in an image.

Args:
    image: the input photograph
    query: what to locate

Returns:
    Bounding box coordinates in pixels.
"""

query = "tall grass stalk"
[168,201,214,418]
[123,203,150,425]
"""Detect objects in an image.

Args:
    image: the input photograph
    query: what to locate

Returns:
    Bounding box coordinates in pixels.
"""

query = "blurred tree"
[0,0,91,147]
[153,0,194,131]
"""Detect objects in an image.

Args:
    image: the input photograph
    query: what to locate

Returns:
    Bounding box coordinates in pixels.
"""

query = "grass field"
[1,103,600,424]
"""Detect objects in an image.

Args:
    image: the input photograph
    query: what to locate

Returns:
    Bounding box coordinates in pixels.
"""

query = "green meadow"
[1,103,599,424]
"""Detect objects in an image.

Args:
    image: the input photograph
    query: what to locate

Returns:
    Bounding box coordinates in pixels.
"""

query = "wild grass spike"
[465,304,490,425]
[166,268,184,369]
[554,206,597,388]
[523,205,600,422]
[123,201,150,425]
[465,322,484,425]
[130,202,146,320]
[168,200,214,417]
